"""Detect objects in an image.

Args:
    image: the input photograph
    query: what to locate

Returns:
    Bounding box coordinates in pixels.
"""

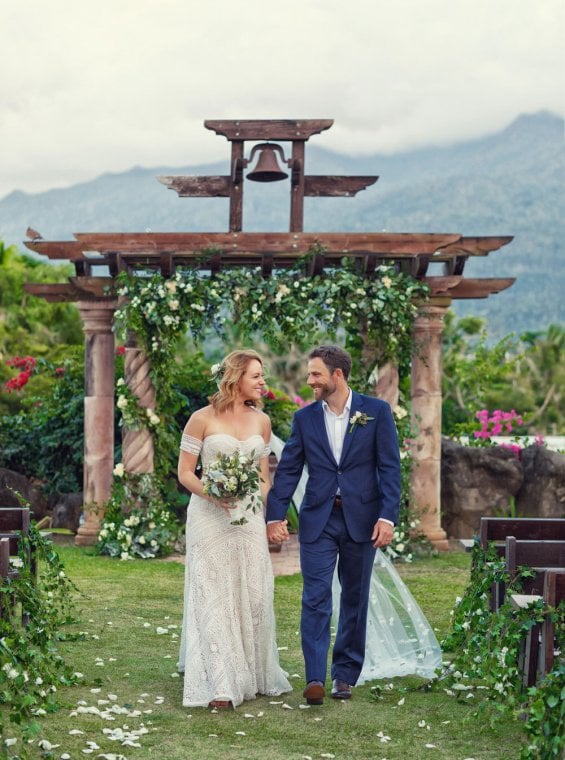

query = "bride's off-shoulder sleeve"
[180,433,203,455]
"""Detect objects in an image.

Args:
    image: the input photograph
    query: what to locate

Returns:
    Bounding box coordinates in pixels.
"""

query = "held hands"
[267,520,290,544]
[371,519,394,549]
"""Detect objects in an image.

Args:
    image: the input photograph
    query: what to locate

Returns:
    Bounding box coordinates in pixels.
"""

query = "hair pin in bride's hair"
[210,361,225,387]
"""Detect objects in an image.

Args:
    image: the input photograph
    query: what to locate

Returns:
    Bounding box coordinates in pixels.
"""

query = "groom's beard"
[310,382,336,402]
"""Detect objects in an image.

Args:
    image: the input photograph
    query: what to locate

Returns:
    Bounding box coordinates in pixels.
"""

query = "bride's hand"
[210,496,236,515]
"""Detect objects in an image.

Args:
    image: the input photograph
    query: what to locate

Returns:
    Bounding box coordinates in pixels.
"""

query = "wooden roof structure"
[23,119,515,303]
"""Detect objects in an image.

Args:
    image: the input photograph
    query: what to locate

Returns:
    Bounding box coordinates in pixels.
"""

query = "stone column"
[121,336,155,474]
[410,299,450,550]
[76,300,118,546]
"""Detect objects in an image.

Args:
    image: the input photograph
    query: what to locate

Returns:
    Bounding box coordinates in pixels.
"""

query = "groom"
[266,345,401,704]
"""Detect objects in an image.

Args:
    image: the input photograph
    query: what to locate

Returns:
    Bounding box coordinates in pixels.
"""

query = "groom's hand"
[371,519,393,548]
[267,520,289,543]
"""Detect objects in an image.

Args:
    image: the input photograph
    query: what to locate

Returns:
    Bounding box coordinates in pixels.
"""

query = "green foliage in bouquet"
[202,449,262,526]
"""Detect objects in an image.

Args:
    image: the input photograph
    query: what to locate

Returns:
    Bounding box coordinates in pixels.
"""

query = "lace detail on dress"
[178,433,291,708]
[180,433,203,455]
[262,443,271,459]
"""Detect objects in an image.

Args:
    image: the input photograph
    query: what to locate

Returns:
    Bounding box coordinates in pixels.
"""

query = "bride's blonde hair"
[209,349,265,412]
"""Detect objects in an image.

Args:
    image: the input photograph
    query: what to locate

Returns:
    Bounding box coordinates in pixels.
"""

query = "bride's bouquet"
[202,449,263,525]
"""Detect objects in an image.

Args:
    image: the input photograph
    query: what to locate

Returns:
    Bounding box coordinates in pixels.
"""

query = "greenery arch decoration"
[98,251,429,561]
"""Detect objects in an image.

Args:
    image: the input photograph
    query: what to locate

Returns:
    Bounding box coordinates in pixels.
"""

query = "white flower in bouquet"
[202,449,262,525]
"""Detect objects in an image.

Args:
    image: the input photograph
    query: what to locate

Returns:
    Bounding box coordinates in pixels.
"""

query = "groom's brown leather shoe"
[303,680,325,705]
[331,679,352,699]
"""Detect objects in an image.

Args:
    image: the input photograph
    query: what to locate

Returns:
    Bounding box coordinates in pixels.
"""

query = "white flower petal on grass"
[282,703,294,709]
[313,717,323,721]
[235,731,246,736]
[441,721,451,725]
[208,734,218,737]
[143,622,151,628]
[321,755,335,759]
[156,627,168,635]
[82,750,94,755]
[269,700,283,704]
[303,756,313,760]
[418,720,427,728]
[397,697,405,706]
[69,729,85,735]
[244,713,255,718]
[61,754,72,759]
[4,739,17,747]
[425,744,437,749]
[290,673,301,678]
[298,704,311,709]
[277,646,288,650]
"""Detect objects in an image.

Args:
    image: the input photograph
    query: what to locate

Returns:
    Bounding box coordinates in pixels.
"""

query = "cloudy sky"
[2,0,563,200]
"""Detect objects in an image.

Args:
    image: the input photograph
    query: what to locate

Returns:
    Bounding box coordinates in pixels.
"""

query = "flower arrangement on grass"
[96,472,179,559]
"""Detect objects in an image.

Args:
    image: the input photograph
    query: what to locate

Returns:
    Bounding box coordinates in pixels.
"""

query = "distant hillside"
[1,111,563,339]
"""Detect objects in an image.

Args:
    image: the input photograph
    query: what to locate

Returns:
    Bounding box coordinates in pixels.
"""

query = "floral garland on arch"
[113,249,429,392]
[105,249,429,560]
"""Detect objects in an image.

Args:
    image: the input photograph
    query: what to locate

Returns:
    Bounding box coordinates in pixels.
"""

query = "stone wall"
[440,439,565,537]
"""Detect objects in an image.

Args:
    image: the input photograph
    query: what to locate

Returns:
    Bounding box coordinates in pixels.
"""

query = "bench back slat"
[506,537,565,578]
[0,508,31,532]
[480,518,565,547]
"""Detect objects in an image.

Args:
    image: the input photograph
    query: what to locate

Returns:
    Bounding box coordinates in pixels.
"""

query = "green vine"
[106,250,428,559]
[0,525,83,755]
[436,542,564,757]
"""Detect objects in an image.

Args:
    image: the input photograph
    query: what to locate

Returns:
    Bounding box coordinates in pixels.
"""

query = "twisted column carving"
[122,345,155,474]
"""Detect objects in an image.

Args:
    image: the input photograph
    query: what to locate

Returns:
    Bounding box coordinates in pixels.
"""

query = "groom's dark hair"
[309,345,352,380]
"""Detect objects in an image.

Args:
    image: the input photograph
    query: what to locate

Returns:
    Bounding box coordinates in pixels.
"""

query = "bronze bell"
[246,143,289,182]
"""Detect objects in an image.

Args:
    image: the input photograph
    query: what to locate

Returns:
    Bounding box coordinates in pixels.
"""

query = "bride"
[177,349,292,709]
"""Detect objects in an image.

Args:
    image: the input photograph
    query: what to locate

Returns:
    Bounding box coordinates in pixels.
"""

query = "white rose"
[113,463,125,477]
[117,395,128,409]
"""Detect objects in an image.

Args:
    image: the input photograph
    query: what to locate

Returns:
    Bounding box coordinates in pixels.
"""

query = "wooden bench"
[511,569,565,687]
[0,507,34,623]
[480,517,565,552]
[476,519,565,609]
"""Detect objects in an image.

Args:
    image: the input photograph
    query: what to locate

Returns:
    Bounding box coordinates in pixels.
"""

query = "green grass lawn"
[4,547,526,759]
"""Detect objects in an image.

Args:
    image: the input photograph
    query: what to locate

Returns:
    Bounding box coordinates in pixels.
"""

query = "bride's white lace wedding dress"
[177,433,292,708]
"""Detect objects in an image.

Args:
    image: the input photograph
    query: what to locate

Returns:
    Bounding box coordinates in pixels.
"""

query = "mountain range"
[1,111,563,340]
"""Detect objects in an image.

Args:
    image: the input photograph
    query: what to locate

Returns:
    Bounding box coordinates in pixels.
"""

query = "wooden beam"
[445,277,516,299]
[158,175,230,197]
[304,176,379,197]
[24,282,114,302]
[72,232,462,257]
[24,240,85,259]
[204,119,334,141]
[434,236,514,259]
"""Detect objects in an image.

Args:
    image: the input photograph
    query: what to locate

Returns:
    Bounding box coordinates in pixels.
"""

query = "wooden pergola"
[23,119,515,548]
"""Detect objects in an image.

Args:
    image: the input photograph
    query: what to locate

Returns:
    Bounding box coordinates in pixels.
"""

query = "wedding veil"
[269,434,442,682]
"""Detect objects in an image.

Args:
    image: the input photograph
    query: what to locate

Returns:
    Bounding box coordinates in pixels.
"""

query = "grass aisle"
[9,548,524,759]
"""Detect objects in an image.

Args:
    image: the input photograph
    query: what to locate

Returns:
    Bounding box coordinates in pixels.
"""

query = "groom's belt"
[332,495,342,509]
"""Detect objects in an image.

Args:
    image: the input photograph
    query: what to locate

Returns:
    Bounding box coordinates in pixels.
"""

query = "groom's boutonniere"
[348,411,374,434]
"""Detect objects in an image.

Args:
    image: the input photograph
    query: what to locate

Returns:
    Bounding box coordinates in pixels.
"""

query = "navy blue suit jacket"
[266,391,401,543]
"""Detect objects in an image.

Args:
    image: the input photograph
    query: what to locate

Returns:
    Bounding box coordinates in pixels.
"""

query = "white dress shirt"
[323,389,394,527]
